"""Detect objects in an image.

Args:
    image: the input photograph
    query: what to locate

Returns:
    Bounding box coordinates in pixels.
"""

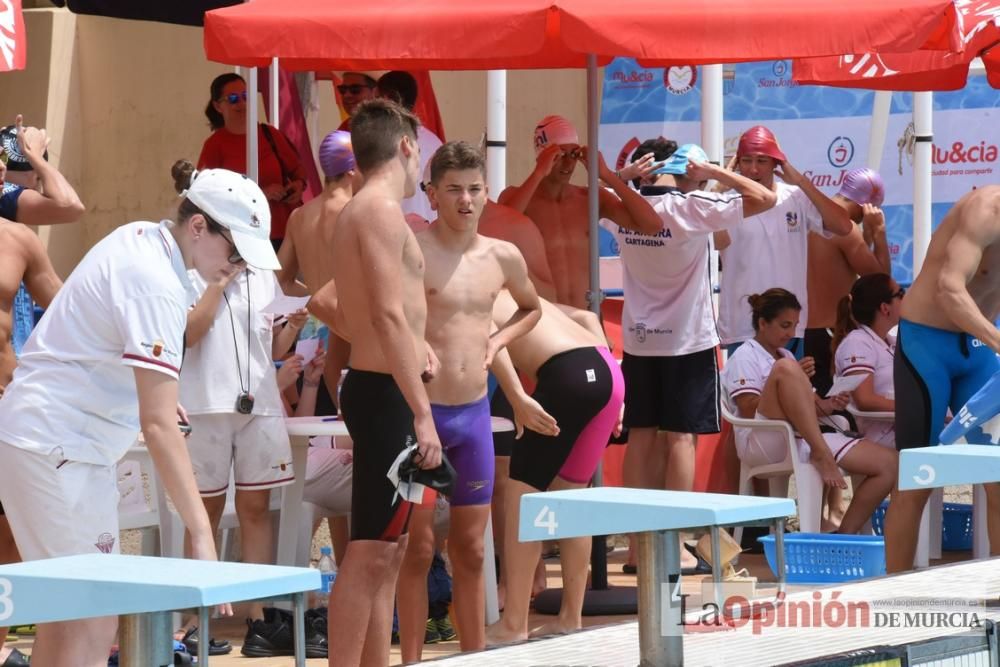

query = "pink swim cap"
[736,125,787,163]
[837,167,885,207]
[319,130,356,179]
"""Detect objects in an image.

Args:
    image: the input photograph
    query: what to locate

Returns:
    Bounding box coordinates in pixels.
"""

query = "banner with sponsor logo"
[598,59,1000,284]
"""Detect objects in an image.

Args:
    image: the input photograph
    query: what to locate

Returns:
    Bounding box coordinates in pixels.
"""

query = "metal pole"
[247,66,260,182]
[701,64,724,295]
[119,612,173,666]
[269,57,280,130]
[637,530,683,667]
[912,92,933,275]
[586,54,601,315]
[199,605,211,666]
[486,70,507,195]
[867,91,891,170]
[293,592,307,667]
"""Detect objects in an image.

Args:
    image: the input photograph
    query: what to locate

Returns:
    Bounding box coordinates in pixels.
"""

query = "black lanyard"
[222,271,254,413]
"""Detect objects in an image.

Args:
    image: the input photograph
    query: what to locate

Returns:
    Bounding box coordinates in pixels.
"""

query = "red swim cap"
[737,125,787,163]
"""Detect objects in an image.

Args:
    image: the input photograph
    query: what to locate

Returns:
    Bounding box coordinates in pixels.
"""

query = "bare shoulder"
[480,234,521,260]
[345,191,406,235]
[953,186,1000,238]
[0,220,41,251]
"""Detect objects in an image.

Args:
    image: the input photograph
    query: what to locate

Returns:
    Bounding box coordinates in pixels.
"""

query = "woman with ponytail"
[198,73,306,249]
[720,288,897,533]
[832,273,903,447]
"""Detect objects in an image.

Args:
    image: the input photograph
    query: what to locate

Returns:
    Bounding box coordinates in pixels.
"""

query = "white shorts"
[736,412,860,469]
[304,447,353,517]
[186,413,294,496]
[0,442,120,561]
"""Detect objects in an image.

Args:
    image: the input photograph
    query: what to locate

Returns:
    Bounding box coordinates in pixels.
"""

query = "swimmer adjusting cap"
[534,115,579,155]
[736,125,787,163]
[655,143,709,175]
[319,130,356,179]
[837,167,885,207]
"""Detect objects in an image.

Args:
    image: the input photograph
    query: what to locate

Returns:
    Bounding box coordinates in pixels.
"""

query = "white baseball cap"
[184,169,280,271]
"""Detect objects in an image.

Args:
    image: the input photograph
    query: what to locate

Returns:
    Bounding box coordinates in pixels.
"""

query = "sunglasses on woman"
[337,84,373,96]
[891,287,906,300]
[221,91,248,104]
[219,230,244,265]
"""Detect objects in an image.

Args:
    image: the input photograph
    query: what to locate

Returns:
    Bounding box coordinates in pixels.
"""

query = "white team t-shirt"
[180,268,284,417]
[834,325,896,446]
[717,182,830,345]
[720,338,793,454]
[400,126,443,223]
[602,186,744,356]
[0,221,193,466]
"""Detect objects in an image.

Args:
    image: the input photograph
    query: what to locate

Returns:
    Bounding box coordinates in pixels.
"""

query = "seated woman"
[832,273,902,448]
[720,288,897,534]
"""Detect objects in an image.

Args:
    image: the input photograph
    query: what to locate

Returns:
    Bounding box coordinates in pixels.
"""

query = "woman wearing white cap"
[0,166,280,667]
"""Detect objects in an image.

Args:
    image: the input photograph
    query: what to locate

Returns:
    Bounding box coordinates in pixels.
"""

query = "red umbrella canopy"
[794,0,1000,90]
[204,0,962,71]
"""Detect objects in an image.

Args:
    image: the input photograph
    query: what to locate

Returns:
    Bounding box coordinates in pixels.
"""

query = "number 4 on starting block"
[533,505,558,536]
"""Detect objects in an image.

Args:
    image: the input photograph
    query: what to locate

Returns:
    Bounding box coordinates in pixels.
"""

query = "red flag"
[0,0,27,72]
[258,66,322,202]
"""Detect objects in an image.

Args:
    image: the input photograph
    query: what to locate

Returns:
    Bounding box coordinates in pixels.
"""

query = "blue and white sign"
[598,59,1000,283]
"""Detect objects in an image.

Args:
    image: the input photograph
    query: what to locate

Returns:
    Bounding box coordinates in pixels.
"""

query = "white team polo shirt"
[720,338,793,452]
[0,221,193,466]
[179,268,283,417]
[602,187,743,356]
[717,182,831,345]
[834,325,896,445]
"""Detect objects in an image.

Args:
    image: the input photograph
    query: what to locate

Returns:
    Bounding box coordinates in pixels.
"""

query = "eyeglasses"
[221,91,248,104]
[337,84,373,96]
[892,287,906,300]
[219,230,244,265]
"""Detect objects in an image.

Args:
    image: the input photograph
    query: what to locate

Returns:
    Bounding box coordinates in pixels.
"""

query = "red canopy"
[1,0,27,72]
[204,0,962,71]
[794,1,1000,90]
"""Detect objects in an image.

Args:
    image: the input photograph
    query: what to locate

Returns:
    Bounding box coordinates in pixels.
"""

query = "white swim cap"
[534,115,579,155]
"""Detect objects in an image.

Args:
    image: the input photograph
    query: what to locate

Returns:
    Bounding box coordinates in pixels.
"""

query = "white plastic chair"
[117,444,161,555]
[721,388,826,545]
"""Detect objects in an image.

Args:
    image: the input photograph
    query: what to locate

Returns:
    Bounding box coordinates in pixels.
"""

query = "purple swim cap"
[837,167,885,207]
[319,130,356,179]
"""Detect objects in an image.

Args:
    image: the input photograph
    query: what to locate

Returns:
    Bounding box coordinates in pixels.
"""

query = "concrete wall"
[1,8,592,275]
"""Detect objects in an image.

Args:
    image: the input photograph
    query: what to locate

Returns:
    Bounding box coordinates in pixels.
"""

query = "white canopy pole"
[867,91,892,170]
[486,70,508,195]
[701,64,724,292]
[269,57,280,130]
[587,54,601,316]
[247,66,259,182]
[912,91,933,275]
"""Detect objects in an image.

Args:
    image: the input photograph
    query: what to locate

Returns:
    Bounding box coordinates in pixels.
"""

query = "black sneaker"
[304,607,329,659]
[241,608,294,657]
[181,626,232,656]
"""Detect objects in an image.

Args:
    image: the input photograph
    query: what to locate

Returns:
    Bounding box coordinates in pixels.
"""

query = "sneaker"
[424,618,442,644]
[304,607,329,659]
[241,609,294,657]
[181,626,233,656]
[1,648,29,667]
[433,616,457,641]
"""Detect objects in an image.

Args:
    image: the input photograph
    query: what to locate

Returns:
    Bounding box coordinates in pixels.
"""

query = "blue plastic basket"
[759,533,885,583]
[870,500,973,551]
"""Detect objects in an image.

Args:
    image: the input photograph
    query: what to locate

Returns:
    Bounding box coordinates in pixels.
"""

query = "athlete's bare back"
[493,291,603,380]
[902,186,1000,342]
[477,201,557,301]
[0,220,61,390]
[331,188,427,374]
[279,184,351,293]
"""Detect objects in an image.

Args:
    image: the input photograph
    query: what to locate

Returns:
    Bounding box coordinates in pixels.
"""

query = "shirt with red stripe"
[0,221,193,466]
[834,325,896,446]
[721,338,795,452]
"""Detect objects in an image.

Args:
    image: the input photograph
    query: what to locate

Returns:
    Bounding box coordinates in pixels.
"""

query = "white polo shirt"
[179,268,284,417]
[721,338,793,452]
[400,126,443,223]
[834,325,895,445]
[717,182,830,345]
[602,187,743,356]
[0,221,193,466]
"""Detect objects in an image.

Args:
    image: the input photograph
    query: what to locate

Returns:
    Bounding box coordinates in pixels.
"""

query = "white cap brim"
[231,228,281,271]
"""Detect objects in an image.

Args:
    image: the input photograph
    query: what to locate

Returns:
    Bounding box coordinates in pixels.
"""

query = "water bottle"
[318,546,337,594]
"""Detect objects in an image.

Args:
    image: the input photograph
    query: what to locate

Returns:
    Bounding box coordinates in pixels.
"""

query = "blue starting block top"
[0,554,319,626]
[519,487,794,542]
[899,444,1000,490]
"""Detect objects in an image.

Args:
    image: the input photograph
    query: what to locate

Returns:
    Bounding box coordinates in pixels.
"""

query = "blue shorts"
[894,319,1000,450]
[432,396,494,506]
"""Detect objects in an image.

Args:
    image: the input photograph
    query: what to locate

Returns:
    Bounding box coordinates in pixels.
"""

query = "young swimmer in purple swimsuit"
[395,141,543,663]
[486,291,625,644]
